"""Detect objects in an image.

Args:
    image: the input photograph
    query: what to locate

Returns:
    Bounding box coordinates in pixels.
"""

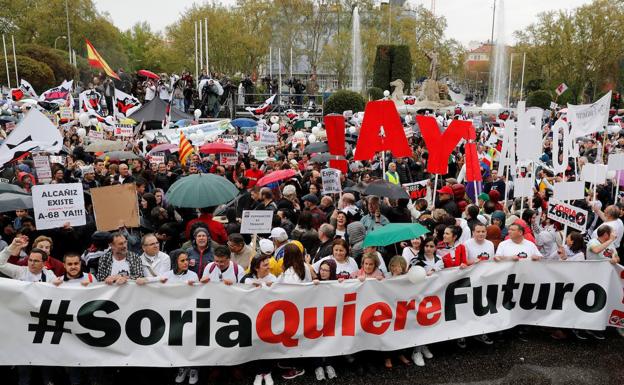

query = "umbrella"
[0,183,28,195]
[137,70,160,80]
[166,174,239,208]
[309,153,345,163]
[148,143,178,154]
[231,118,257,128]
[199,142,236,154]
[0,193,33,212]
[304,142,329,154]
[257,169,297,187]
[364,180,410,200]
[101,151,141,161]
[362,223,430,248]
[84,140,126,153]
[293,119,319,130]
[344,182,368,194]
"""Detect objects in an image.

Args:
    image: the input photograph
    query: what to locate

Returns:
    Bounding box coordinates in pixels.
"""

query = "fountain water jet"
[351,6,363,93]
[488,0,508,107]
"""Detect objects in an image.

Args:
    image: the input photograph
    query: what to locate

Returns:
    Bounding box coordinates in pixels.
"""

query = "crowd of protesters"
[1,72,624,385]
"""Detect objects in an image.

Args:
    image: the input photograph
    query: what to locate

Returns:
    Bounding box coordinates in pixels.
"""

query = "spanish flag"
[86,39,120,80]
[179,132,193,166]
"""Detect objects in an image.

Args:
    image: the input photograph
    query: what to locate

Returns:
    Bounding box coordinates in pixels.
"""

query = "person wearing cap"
[186,227,214,278]
[477,192,490,208]
[270,227,290,260]
[302,193,326,230]
[80,165,99,191]
[435,185,460,218]
[227,233,254,270]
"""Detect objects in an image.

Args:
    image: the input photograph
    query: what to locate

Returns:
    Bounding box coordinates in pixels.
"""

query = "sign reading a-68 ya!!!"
[547,200,588,232]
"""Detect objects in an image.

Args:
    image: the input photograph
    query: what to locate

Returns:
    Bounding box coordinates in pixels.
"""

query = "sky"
[93,0,593,46]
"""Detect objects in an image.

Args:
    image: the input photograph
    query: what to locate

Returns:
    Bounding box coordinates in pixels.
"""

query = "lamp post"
[54,35,67,50]
[65,0,72,65]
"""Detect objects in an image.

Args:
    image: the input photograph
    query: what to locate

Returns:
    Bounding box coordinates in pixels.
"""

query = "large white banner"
[568,91,611,138]
[0,261,622,367]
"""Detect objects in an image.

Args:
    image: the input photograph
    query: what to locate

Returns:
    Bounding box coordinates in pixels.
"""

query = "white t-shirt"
[242,273,277,285]
[559,245,585,261]
[536,230,559,260]
[417,256,444,273]
[586,238,618,261]
[464,238,495,262]
[402,247,420,265]
[313,256,359,280]
[162,269,199,283]
[592,219,624,248]
[141,251,171,278]
[202,261,245,283]
[278,266,312,283]
[23,269,56,282]
[111,258,131,277]
[495,238,543,260]
[62,273,97,286]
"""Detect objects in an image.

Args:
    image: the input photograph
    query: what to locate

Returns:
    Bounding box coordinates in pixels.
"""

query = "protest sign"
[548,200,588,232]
[403,180,428,199]
[32,183,86,230]
[149,152,165,166]
[403,126,413,138]
[0,261,621,367]
[48,155,65,165]
[550,102,558,110]
[472,116,482,128]
[220,152,238,166]
[321,168,342,194]
[32,154,52,183]
[581,163,608,185]
[513,177,534,198]
[240,210,274,234]
[59,106,74,120]
[237,142,249,154]
[91,184,140,231]
[114,124,134,137]
[608,153,624,171]
[87,129,104,140]
[259,131,278,146]
[568,91,611,138]
[556,83,568,96]
[553,181,585,201]
[217,135,237,147]
[254,147,268,161]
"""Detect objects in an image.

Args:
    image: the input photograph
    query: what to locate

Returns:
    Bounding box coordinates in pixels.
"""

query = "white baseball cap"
[259,239,275,254]
[269,227,288,242]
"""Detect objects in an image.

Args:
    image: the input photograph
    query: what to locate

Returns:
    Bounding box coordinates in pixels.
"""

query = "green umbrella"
[166,174,239,208]
[293,119,319,130]
[362,223,430,248]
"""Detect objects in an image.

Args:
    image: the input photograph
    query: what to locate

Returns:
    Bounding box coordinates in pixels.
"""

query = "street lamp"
[54,36,67,50]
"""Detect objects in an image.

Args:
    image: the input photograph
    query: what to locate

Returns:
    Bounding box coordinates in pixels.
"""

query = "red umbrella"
[257,169,297,187]
[137,70,160,80]
[199,142,236,154]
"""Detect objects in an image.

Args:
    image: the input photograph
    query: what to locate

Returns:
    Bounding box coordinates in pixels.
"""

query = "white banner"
[321,168,342,194]
[0,261,621,367]
[568,91,611,138]
[547,200,588,232]
[259,131,278,146]
[31,183,86,230]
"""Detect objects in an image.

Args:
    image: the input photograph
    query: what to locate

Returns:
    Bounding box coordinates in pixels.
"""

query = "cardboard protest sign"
[553,181,585,201]
[32,183,86,230]
[581,163,608,185]
[321,168,342,195]
[403,180,428,199]
[568,91,611,139]
[59,106,74,120]
[516,102,543,161]
[88,130,104,140]
[240,210,273,234]
[91,184,140,231]
[48,155,65,165]
[217,135,236,147]
[253,147,268,161]
[547,200,588,232]
[149,152,166,166]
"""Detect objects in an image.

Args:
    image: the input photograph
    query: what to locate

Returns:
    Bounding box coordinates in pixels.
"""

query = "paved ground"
[2,327,622,384]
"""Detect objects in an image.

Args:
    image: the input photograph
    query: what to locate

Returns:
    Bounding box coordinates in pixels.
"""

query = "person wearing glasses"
[0,235,56,282]
[138,233,171,281]
[201,245,245,285]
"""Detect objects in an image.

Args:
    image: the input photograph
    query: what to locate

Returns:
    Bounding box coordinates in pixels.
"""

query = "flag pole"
[199,20,203,76]
[11,35,18,84]
[269,46,272,79]
[194,21,198,81]
[204,18,209,75]
[2,35,11,89]
[519,52,526,101]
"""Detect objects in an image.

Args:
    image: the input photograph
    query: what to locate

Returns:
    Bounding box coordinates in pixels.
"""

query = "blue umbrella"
[231,118,257,128]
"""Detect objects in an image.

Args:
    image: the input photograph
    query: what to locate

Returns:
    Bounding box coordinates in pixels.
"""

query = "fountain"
[351,6,363,93]
[486,0,507,109]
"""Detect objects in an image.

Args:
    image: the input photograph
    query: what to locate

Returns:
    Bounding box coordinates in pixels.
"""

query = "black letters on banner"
[76,300,121,348]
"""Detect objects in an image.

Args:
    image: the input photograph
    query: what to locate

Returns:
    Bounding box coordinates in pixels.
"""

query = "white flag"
[0,109,63,165]
[39,80,73,106]
[567,91,612,139]
[114,88,142,117]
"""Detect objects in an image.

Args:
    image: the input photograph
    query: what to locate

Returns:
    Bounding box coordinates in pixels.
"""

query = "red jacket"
[185,213,228,244]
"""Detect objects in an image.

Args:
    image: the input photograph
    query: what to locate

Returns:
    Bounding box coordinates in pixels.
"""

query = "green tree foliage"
[372,45,412,93]
[526,90,553,109]
[324,90,365,115]
[0,55,56,90]
[372,45,392,91]
[368,87,383,100]
[17,44,76,82]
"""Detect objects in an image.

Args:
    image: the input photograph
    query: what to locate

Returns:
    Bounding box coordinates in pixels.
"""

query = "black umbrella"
[304,142,329,154]
[344,182,368,194]
[309,153,346,163]
[0,183,28,195]
[363,180,409,200]
[0,193,33,212]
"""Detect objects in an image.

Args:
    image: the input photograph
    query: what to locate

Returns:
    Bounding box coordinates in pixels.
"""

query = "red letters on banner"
[354,101,413,161]
[323,114,348,174]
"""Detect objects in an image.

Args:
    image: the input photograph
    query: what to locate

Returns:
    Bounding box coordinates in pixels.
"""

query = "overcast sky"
[93,0,592,46]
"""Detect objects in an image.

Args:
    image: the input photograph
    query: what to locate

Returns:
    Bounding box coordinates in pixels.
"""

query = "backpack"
[208,262,239,277]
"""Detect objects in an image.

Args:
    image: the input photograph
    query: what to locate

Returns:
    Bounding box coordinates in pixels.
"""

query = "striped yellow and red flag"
[179,132,194,166]
[85,39,120,80]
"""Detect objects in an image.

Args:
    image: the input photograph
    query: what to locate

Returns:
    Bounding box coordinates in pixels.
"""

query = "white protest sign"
[114,124,134,137]
[217,135,236,147]
[49,155,65,165]
[321,168,342,195]
[237,142,249,154]
[220,152,238,166]
[497,120,516,173]
[254,147,268,161]
[513,177,534,198]
[240,210,274,234]
[403,180,428,200]
[608,153,624,171]
[59,106,74,120]
[551,119,573,174]
[88,130,104,140]
[553,181,585,201]
[32,183,86,230]
[32,154,52,182]
[149,152,165,166]
[259,131,278,146]
[515,102,542,161]
[472,116,482,128]
[568,91,611,139]
[403,126,413,138]
[547,200,588,232]
[581,163,608,185]
[550,102,558,110]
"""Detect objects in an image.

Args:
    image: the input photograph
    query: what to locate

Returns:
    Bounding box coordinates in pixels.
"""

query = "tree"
[17,44,76,82]
[0,55,56,90]
[526,90,553,109]
[324,89,365,114]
